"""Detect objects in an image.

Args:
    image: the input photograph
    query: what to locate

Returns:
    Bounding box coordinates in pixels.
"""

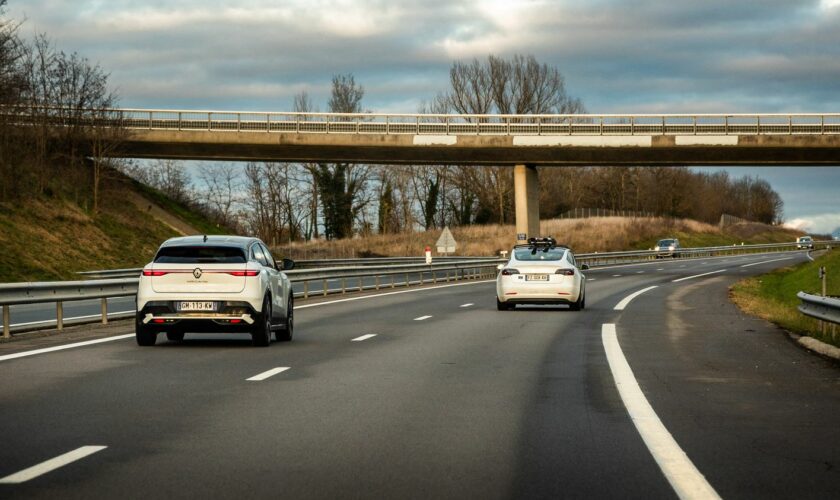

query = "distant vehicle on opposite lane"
[796,236,814,249]
[135,235,295,347]
[655,238,681,258]
[496,237,587,311]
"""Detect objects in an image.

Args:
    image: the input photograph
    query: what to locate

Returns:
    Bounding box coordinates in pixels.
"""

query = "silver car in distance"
[496,237,587,311]
[135,235,295,347]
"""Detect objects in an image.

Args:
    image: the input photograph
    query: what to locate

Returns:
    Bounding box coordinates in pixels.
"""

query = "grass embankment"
[275,216,802,260]
[0,171,227,283]
[731,249,840,348]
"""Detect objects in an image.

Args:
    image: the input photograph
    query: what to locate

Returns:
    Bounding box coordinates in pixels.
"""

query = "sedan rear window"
[154,246,246,264]
[657,239,675,246]
[514,247,566,261]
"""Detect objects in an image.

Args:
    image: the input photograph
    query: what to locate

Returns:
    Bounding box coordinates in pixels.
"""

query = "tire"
[251,296,272,347]
[570,287,584,311]
[166,331,185,342]
[135,314,157,346]
[497,298,513,311]
[276,295,294,342]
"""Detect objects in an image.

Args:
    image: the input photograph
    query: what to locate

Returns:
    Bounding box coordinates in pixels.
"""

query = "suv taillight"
[142,270,170,277]
[555,269,575,276]
[501,268,520,276]
[228,270,260,277]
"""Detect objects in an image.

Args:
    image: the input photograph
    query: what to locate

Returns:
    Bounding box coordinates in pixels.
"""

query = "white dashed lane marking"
[247,367,290,381]
[351,334,377,342]
[614,286,658,311]
[0,446,108,484]
[460,303,474,308]
[672,269,727,283]
[740,257,793,268]
[414,315,432,321]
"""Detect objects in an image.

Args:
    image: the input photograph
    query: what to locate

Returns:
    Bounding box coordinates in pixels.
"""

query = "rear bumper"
[138,301,258,333]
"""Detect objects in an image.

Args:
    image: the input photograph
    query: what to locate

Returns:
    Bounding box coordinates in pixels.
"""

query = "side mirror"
[496,264,504,271]
[580,264,590,270]
[281,258,295,271]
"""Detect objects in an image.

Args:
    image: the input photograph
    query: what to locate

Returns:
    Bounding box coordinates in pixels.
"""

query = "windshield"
[657,239,675,246]
[513,247,566,261]
[798,237,811,242]
[154,246,246,264]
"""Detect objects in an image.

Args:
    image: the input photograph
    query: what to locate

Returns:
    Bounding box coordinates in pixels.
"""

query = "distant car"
[796,236,814,250]
[655,238,681,258]
[135,235,295,347]
[496,237,587,311]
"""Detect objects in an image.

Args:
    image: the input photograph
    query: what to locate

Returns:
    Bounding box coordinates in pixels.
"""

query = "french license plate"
[178,301,216,312]
[525,274,549,281]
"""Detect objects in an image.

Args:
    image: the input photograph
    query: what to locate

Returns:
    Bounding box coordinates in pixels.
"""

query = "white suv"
[136,236,295,347]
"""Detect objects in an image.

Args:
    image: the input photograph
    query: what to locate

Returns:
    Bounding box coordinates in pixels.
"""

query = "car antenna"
[203,234,208,242]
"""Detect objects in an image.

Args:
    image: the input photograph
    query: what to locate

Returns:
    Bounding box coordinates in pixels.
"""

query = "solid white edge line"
[459,303,474,308]
[740,256,794,268]
[246,367,290,381]
[414,315,432,321]
[601,324,720,500]
[0,334,135,363]
[351,334,377,342]
[806,252,814,262]
[295,279,494,309]
[614,286,658,311]
[672,269,726,283]
[0,446,107,484]
[1,310,136,331]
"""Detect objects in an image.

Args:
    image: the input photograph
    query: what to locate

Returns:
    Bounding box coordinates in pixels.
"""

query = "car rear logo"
[193,268,202,279]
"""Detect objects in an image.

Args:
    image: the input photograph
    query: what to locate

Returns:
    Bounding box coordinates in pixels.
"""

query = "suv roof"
[160,235,259,250]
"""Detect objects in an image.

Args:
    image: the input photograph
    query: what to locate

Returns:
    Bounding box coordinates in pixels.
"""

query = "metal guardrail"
[76,257,501,279]
[5,107,840,136]
[5,241,838,337]
[797,292,840,325]
[2,260,502,337]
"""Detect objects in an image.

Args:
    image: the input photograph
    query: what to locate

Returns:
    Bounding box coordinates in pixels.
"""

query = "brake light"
[555,269,575,276]
[501,268,520,276]
[227,270,259,277]
[142,270,170,277]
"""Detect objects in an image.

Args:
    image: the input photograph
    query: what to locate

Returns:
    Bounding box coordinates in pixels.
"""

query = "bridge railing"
[5,106,840,136]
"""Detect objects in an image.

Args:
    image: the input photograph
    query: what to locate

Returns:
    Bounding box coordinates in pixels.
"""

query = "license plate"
[178,301,216,311]
[525,274,549,281]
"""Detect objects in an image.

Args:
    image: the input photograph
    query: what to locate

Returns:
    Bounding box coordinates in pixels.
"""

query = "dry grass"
[274,216,802,260]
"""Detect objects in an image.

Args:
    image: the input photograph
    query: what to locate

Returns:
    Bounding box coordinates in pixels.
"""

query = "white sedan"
[496,238,587,311]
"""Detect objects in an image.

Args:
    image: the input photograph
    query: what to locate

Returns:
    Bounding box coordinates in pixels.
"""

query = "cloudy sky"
[6,0,840,232]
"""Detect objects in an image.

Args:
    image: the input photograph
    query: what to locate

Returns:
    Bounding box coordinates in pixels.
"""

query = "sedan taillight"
[555,269,575,276]
[501,268,520,276]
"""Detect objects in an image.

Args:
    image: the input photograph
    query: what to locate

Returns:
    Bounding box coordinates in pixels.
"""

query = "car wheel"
[252,296,272,347]
[166,331,185,342]
[569,289,584,311]
[276,295,294,342]
[497,298,513,311]
[135,314,157,346]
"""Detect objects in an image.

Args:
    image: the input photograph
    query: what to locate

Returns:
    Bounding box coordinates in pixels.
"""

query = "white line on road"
[459,303,474,308]
[1,311,135,332]
[414,315,432,321]
[740,256,794,268]
[0,446,107,484]
[672,269,727,283]
[351,334,377,342]
[246,367,290,381]
[612,274,622,277]
[614,286,658,311]
[806,252,814,262]
[601,324,720,500]
[0,334,135,363]
[636,271,645,274]
[295,280,494,310]
[657,268,665,271]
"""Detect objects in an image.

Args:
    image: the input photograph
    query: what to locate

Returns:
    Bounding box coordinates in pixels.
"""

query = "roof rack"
[513,236,569,252]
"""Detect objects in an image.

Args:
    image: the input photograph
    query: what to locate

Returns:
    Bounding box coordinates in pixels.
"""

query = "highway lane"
[1,252,837,498]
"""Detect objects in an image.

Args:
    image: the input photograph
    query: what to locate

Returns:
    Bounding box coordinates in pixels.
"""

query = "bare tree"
[197,163,242,227]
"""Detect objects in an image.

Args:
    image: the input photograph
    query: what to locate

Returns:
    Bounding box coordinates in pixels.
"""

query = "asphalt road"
[1,252,838,499]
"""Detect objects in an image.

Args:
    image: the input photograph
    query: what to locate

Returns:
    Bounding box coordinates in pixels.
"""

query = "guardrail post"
[391,275,395,289]
[101,298,108,325]
[375,275,380,290]
[2,305,9,338]
[358,277,363,292]
[56,302,64,331]
[323,279,328,296]
[432,271,437,284]
[303,281,309,299]
[405,273,410,287]
[341,278,347,294]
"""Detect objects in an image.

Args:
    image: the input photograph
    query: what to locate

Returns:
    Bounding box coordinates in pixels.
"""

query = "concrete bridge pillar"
[514,164,540,243]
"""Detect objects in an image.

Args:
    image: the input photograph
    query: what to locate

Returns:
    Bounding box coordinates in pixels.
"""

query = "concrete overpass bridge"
[26,108,840,241]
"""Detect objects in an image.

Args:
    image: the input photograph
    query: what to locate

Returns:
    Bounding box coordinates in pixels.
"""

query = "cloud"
[784,214,840,235]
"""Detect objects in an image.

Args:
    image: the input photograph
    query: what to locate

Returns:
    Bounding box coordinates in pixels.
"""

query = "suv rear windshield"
[657,239,675,246]
[154,246,246,264]
[514,247,566,261]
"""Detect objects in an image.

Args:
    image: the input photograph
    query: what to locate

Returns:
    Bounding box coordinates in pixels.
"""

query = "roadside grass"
[128,179,228,236]
[731,249,840,348]
[275,216,802,260]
